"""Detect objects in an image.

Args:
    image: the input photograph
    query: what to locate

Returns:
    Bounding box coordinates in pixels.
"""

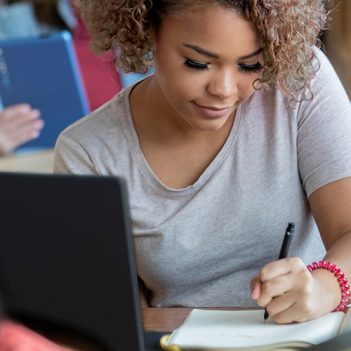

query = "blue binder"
[0,31,89,150]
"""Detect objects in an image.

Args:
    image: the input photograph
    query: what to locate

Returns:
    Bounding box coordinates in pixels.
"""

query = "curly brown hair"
[76,0,329,102]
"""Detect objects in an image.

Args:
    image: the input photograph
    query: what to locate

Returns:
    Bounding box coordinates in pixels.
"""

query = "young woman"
[54,0,351,324]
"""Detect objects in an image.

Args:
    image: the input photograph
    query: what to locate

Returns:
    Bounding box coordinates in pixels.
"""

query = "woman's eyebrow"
[239,47,263,60]
[183,43,220,59]
[182,43,263,60]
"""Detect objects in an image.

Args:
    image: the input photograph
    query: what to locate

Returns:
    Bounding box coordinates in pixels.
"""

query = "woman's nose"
[206,70,238,100]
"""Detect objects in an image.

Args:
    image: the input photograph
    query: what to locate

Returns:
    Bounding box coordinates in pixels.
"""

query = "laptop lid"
[0,173,145,351]
[0,31,89,150]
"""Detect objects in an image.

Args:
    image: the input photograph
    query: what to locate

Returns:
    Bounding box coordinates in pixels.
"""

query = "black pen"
[264,222,295,320]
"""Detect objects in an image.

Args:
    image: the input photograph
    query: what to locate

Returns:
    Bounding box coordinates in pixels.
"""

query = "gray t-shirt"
[54,50,351,307]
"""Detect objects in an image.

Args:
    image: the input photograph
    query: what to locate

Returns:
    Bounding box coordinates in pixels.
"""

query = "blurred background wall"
[324,0,351,97]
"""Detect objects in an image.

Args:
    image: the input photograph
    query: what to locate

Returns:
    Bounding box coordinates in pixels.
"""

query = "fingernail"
[31,109,41,118]
[251,284,260,300]
[35,119,45,128]
[16,105,31,113]
[31,131,40,139]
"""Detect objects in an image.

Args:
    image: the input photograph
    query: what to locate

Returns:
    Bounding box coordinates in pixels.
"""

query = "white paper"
[168,309,345,349]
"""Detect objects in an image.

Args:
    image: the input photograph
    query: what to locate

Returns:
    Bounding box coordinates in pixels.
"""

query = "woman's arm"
[251,177,351,323]
[308,177,351,310]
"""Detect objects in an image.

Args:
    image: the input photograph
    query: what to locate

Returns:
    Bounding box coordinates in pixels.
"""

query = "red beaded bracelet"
[307,261,350,312]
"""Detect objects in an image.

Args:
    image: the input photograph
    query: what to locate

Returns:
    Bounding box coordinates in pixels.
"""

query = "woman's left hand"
[250,257,338,324]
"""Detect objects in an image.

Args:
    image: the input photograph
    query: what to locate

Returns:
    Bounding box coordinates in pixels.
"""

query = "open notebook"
[160,308,351,351]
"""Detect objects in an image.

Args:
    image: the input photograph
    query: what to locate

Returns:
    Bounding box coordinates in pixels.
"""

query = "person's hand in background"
[0,104,44,155]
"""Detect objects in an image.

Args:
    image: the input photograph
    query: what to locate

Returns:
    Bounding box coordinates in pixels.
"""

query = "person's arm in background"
[0,104,44,155]
[0,297,99,351]
[0,320,72,351]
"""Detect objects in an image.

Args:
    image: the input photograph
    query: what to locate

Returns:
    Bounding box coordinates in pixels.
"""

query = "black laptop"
[0,173,163,351]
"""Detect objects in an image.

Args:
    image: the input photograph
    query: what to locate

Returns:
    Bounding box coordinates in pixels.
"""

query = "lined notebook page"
[167,309,345,349]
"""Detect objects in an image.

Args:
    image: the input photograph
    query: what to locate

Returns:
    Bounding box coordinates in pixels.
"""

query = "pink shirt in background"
[72,14,121,111]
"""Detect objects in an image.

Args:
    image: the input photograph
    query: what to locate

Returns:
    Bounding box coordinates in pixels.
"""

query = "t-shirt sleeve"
[297,49,351,198]
[54,133,97,174]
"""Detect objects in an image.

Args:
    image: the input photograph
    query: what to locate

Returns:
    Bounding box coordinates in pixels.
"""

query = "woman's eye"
[184,59,209,71]
[239,62,264,73]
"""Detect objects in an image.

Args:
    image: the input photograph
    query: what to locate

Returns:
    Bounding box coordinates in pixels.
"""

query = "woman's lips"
[193,102,232,119]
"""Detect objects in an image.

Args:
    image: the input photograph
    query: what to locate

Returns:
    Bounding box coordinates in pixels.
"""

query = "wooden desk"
[142,307,249,332]
[0,149,54,173]
[52,308,249,350]
[142,307,192,332]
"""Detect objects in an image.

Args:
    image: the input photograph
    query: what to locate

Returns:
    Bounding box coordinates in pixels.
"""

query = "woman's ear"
[150,25,157,45]
[149,26,159,56]
[150,24,156,38]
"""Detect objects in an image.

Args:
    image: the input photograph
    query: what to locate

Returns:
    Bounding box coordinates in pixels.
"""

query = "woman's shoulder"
[59,88,131,141]
[312,47,338,81]
[308,46,349,98]
[246,47,347,116]
[54,85,136,173]
[298,47,350,114]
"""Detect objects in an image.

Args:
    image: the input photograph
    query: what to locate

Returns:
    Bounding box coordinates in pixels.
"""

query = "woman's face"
[151,4,264,132]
